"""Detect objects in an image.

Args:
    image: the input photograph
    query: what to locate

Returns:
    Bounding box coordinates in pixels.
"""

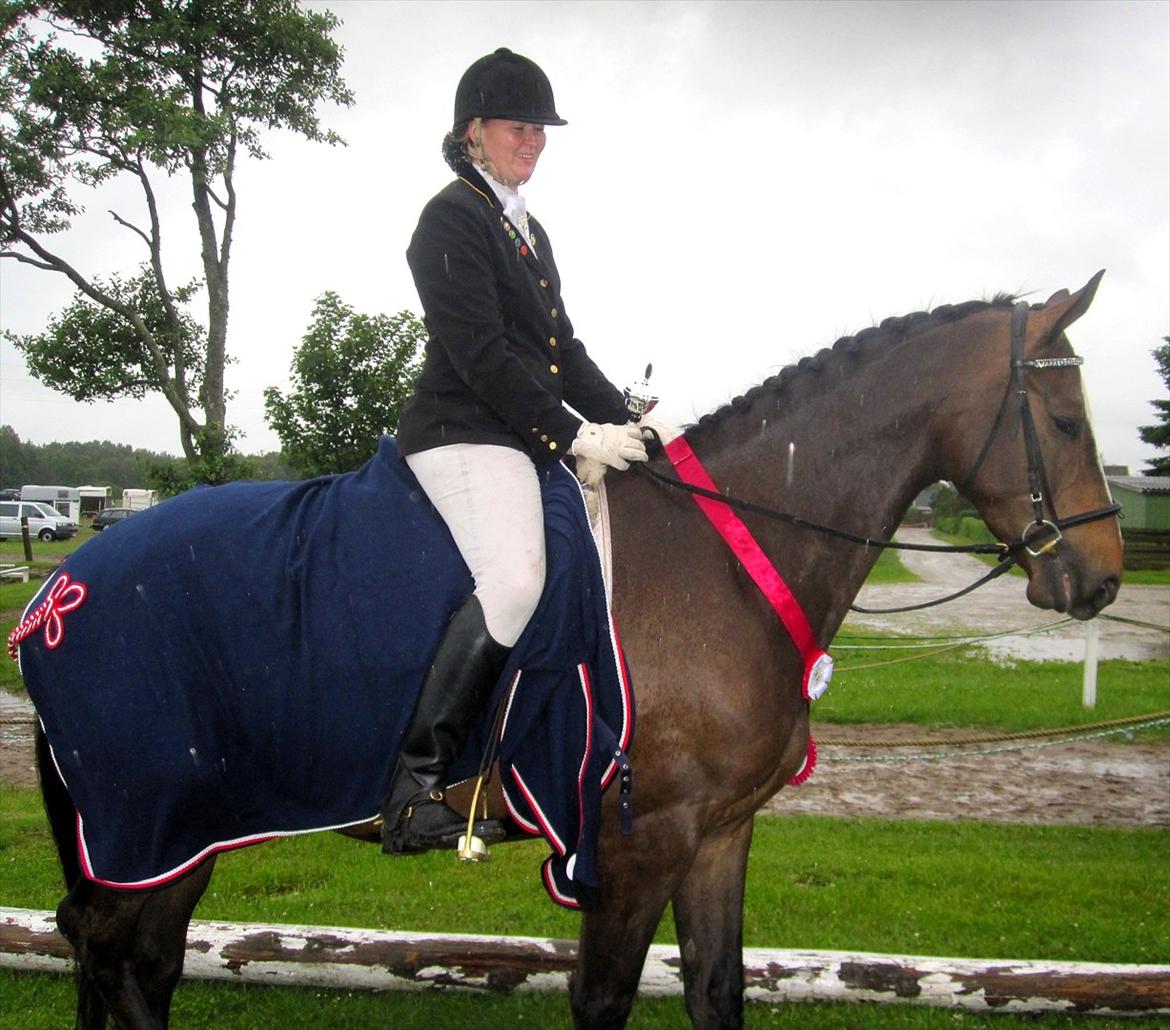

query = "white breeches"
[405,443,546,647]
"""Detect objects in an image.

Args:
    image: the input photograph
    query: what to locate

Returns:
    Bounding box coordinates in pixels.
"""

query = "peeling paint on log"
[740,950,1170,1015]
[3,907,1168,1016]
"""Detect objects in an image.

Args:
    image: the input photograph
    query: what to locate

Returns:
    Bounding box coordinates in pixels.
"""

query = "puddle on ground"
[977,635,1168,663]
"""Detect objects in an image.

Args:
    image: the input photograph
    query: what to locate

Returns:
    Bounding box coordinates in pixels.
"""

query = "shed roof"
[1107,476,1170,495]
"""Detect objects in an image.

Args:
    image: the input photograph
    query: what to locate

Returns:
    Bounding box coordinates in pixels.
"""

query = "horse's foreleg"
[570,812,697,1030]
[135,860,216,1025]
[71,952,109,1030]
[56,860,214,1030]
[57,880,158,1030]
[670,816,755,1030]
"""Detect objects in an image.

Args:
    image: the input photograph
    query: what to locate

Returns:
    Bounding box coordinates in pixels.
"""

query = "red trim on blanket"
[502,787,542,837]
[498,671,543,836]
[600,619,634,791]
[77,809,279,889]
[575,663,594,850]
[664,436,831,700]
[542,855,580,909]
[511,765,566,855]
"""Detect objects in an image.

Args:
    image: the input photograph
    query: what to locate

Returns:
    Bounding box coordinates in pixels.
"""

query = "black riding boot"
[380,595,510,855]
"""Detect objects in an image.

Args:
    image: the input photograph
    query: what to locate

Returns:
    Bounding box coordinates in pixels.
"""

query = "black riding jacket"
[396,166,629,462]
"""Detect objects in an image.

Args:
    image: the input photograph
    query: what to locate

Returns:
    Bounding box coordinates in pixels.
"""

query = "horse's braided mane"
[692,292,1018,430]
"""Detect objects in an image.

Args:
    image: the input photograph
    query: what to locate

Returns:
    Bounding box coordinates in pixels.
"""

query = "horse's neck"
[667,339,949,639]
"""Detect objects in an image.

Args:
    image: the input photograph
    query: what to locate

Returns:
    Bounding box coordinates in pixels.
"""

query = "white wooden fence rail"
[3,907,1167,1017]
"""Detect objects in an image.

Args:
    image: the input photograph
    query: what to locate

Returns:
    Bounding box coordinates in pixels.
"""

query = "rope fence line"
[814,712,1170,751]
[830,612,1168,672]
[1100,612,1170,633]
[833,621,1072,671]
[836,613,1169,648]
[832,618,1076,649]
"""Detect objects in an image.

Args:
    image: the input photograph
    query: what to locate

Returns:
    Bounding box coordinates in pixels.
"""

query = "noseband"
[958,300,1121,558]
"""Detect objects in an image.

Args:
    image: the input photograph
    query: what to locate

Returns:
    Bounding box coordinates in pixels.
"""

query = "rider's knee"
[478,558,545,647]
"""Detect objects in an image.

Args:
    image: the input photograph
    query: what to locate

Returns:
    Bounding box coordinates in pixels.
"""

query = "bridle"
[956,299,1120,560]
[638,301,1122,613]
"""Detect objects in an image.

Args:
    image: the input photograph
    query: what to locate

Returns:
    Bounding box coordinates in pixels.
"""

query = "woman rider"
[381,48,647,854]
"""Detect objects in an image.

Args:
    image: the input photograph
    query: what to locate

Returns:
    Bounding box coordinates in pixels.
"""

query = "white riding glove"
[570,421,648,471]
[638,414,679,446]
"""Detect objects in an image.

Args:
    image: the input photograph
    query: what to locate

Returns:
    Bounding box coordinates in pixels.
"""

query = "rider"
[381,48,648,854]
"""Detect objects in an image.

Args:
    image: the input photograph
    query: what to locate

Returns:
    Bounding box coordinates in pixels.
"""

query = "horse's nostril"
[1095,575,1120,611]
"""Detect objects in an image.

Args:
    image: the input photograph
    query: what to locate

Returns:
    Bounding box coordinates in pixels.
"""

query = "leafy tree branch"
[265,292,425,477]
[0,0,352,481]
[1138,337,1170,477]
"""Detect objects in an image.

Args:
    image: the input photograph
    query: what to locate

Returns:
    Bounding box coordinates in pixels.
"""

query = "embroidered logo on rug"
[6,573,88,661]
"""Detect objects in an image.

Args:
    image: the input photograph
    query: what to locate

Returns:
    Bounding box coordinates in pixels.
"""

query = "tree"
[0,423,177,494]
[0,0,352,483]
[0,424,37,486]
[1138,338,1170,476]
[264,292,425,477]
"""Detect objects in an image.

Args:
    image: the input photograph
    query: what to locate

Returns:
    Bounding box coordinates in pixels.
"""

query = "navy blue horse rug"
[11,438,633,909]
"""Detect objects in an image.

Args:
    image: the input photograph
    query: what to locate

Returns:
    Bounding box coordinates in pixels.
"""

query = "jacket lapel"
[459,166,547,272]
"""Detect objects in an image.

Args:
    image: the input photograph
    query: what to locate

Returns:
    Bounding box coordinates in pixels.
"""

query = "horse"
[22,273,1122,1029]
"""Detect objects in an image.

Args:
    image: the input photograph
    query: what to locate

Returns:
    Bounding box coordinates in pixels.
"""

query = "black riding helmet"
[453,47,567,128]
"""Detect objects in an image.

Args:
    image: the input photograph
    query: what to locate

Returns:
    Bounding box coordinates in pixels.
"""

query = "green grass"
[0,526,90,569]
[3,782,1167,1028]
[4,787,1166,962]
[1,529,111,691]
[6,971,1168,1030]
[0,576,48,691]
[861,546,922,585]
[815,649,1169,735]
[1122,568,1170,585]
[3,972,1169,1030]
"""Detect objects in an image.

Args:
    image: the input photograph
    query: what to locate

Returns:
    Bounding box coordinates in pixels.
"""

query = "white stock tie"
[504,194,535,254]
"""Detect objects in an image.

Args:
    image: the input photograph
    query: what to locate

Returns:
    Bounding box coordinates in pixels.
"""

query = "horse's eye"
[1051,415,1079,438]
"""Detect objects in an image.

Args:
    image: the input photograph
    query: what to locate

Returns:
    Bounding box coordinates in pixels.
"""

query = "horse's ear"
[1032,269,1106,347]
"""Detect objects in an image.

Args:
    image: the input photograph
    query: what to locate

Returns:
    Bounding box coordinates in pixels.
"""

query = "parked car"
[90,507,136,531]
[0,500,80,541]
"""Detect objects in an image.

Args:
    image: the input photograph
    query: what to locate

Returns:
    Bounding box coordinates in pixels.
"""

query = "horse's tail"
[35,727,82,889]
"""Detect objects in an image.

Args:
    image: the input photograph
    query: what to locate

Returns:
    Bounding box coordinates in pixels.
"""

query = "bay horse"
[27,274,1122,1029]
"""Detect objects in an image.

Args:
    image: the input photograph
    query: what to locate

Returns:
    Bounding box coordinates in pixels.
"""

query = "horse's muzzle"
[1027,559,1120,621]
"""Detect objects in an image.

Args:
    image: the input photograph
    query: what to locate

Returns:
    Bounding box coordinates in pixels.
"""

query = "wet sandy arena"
[766,528,1169,828]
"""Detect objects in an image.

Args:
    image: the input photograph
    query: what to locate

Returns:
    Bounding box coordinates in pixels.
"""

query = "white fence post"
[1082,619,1100,708]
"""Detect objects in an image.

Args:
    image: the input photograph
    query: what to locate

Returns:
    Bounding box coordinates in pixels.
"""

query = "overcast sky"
[1,0,1167,475]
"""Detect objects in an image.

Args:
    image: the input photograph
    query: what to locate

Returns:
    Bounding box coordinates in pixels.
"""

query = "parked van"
[20,484,82,522]
[0,500,80,542]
